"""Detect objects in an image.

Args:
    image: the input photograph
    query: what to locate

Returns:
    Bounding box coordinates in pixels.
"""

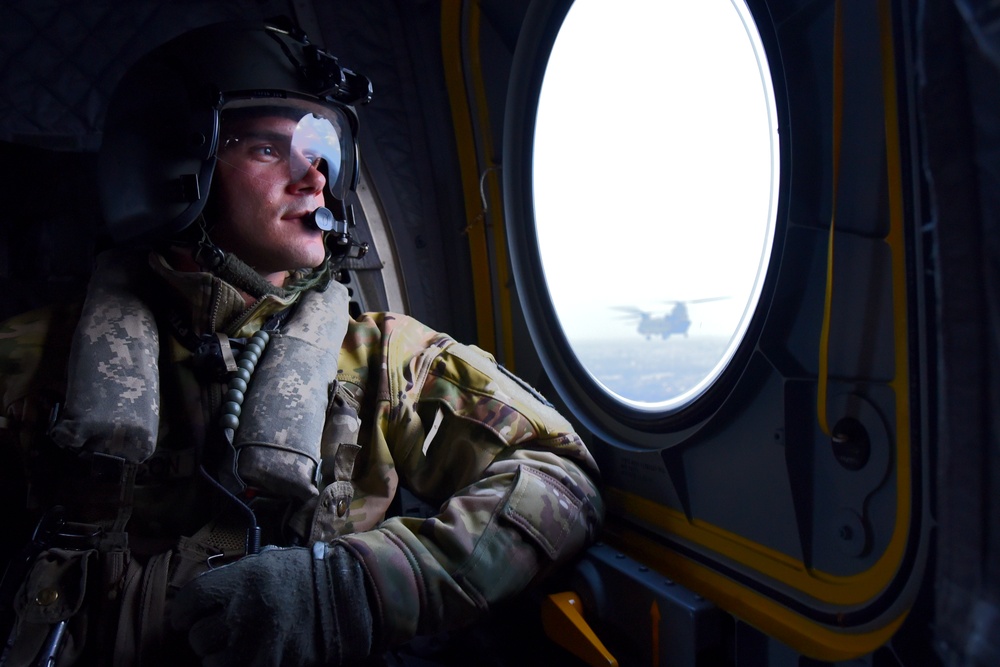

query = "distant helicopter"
[612,298,728,340]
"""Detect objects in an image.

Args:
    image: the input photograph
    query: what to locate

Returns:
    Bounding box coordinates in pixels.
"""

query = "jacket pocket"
[7,547,96,666]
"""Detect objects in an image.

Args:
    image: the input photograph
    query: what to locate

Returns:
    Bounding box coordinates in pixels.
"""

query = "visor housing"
[217,99,357,204]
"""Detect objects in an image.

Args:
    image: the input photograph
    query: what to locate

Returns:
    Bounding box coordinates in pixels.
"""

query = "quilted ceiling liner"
[0,1,287,151]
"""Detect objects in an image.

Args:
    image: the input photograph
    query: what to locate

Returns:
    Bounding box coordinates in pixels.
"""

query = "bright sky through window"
[533,0,779,410]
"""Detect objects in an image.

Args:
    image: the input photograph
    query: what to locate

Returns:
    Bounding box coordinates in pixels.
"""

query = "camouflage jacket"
[0,251,603,652]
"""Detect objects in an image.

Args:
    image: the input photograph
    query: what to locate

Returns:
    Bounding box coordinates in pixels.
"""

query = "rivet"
[35,588,59,606]
[831,417,871,471]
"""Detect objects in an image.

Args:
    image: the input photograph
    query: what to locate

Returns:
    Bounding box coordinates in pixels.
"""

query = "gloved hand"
[170,543,373,667]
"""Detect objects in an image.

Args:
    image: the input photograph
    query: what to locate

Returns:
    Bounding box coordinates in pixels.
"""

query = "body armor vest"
[5,250,358,666]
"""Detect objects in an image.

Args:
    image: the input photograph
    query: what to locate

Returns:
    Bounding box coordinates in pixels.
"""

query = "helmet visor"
[217,99,356,203]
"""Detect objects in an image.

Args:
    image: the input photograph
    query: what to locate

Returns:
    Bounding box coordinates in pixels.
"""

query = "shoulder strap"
[49,249,160,463]
[220,281,352,501]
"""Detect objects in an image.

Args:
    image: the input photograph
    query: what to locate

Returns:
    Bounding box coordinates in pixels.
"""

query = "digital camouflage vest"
[0,249,356,666]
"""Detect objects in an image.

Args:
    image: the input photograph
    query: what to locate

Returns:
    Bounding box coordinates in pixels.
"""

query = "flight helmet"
[98,18,372,246]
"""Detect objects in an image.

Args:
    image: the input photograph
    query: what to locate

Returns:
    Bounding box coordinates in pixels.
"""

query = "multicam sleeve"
[336,313,604,649]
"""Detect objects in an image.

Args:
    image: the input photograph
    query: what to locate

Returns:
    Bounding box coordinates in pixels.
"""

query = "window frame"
[503,0,790,449]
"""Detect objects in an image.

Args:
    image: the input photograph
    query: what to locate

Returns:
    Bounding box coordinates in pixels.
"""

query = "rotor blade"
[664,297,730,305]
[610,306,650,316]
[688,296,730,304]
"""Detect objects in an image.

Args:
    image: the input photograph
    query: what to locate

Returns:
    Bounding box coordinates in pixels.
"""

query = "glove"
[170,543,373,667]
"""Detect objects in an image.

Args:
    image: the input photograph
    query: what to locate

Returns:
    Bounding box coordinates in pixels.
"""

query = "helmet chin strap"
[212,248,291,300]
[186,215,336,299]
[191,218,290,299]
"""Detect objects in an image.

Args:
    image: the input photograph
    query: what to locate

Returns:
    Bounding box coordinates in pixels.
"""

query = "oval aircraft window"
[532,0,779,413]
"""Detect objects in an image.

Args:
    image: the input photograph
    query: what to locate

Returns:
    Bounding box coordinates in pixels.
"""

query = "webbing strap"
[110,549,171,666]
[137,551,171,665]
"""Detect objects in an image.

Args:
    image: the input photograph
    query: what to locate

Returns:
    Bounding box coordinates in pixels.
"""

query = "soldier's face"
[210,115,328,287]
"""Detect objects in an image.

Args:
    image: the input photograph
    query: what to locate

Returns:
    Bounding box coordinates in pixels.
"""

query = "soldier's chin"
[305,243,329,270]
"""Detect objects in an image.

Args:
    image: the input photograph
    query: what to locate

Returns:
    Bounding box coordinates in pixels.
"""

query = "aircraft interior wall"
[1,0,999,666]
[919,0,1000,662]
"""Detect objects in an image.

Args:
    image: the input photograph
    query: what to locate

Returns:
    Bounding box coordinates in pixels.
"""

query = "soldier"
[0,19,602,667]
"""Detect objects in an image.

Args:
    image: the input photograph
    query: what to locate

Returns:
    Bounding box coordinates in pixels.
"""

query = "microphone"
[310,205,364,256]
[306,207,335,231]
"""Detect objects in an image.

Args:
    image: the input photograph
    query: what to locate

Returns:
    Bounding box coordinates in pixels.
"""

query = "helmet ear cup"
[99,55,219,244]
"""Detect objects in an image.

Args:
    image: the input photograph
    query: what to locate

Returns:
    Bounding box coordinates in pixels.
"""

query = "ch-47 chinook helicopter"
[613,298,729,340]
